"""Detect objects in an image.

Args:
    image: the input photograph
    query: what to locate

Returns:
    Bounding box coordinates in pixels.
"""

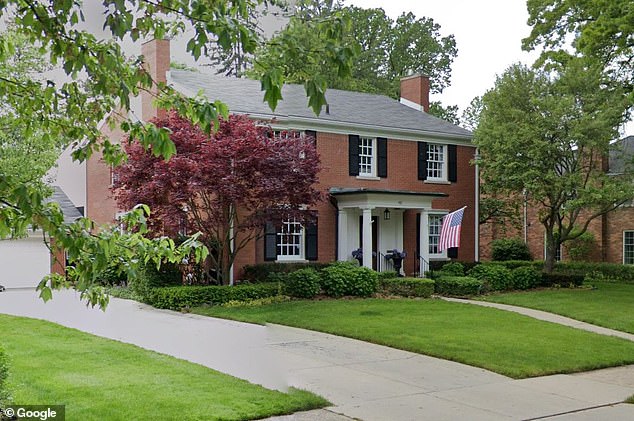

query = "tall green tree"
[0,28,61,190]
[0,0,354,307]
[475,60,632,272]
[524,0,634,101]
[251,3,459,120]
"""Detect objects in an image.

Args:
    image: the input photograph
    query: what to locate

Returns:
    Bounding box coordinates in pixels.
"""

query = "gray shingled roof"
[47,186,83,224]
[169,70,472,140]
[609,136,634,174]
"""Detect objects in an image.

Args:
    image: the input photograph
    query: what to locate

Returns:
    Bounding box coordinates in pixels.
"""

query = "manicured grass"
[193,298,634,379]
[479,282,634,334]
[0,314,327,420]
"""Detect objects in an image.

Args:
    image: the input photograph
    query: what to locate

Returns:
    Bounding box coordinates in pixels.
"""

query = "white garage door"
[0,235,50,289]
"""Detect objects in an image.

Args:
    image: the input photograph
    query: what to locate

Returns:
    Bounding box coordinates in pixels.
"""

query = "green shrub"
[563,231,596,262]
[379,277,434,297]
[221,295,291,308]
[551,262,634,283]
[320,262,378,297]
[96,264,128,286]
[439,262,464,276]
[491,238,532,261]
[148,283,282,310]
[128,262,183,303]
[434,276,483,297]
[540,272,584,288]
[468,264,513,291]
[510,266,541,290]
[266,272,289,284]
[242,262,330,283]
[376,271,398,281]
[429,261,479,274]
[493,260,542,270]
[285,268,321,298]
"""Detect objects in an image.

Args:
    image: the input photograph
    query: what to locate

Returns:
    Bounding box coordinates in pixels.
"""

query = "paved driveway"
[1,289,634,420]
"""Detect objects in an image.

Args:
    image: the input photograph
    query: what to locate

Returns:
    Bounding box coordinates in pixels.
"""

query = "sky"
[344,0,633,137]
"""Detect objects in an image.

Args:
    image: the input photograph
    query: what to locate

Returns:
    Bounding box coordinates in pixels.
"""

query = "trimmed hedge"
[242,262,330,283]
[379,277,435,298]
[147,283,282,310]
[435,276,483,297]
[551,262,634,283]
[468,264,513,291]
[0,345,8,406]
[491,238,532,261]
[510,266,541,290]
[285,268,321,298]
[320,262,378,297]
[541,272,584,288]
[439,262,464,276]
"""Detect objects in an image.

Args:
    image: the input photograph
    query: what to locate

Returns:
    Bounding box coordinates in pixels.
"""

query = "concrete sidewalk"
[442,296,634,342]
[1,289,634,420]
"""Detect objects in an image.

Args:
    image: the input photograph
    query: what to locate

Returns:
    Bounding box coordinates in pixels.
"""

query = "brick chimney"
[399,74,430,113]
[141,38,171,121]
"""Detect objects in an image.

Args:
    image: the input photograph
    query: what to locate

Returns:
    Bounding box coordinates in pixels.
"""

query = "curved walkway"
[441,296,634,342]
[1,289,634,420]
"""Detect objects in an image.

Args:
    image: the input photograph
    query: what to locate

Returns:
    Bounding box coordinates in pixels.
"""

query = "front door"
[359,216,378,270]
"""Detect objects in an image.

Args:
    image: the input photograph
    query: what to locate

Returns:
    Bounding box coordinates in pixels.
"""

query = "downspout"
[475,149,480,262]
[229,204,234,286]
[523,189,528,244]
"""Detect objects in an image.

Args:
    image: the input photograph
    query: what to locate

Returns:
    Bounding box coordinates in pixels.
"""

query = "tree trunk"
[543,231,557,273]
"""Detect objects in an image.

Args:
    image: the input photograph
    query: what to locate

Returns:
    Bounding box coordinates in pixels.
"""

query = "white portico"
[330,188,447,273]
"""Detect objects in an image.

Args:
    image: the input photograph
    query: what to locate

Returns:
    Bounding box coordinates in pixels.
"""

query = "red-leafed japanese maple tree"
[113,112,322,284]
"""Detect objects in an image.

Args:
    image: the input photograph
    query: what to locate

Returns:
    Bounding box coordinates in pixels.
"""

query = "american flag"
[439,207,466,252]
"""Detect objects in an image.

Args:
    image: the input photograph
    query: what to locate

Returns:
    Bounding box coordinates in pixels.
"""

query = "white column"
[395,210,404,252]
[337,209,349,261]
[419,209,428,262]
[361,207,374,268]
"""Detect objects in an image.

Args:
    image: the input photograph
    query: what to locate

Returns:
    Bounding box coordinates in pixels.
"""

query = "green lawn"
[479,282,634,334]
[193,298,634,379]
[0,314,327,420]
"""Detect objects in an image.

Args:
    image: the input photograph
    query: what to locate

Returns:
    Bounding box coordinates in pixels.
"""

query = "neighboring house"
[87,39,477,282]
[0,186,82,289]
[481,135,634,265]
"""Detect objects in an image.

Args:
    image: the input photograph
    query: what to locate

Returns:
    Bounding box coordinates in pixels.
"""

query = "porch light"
[383,208,391,220]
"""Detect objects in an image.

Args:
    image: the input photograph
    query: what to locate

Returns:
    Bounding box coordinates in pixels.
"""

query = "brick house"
[86,39,478,281]
[480,135,634,265]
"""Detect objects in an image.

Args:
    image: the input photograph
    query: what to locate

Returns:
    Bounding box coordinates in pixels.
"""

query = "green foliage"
[474,59,632,272]
[376,271,398,281]
[285,268,321,299]
[242,262,330,282]
[0,0,352,308]
[510,266,541,290]
[468,264,513,291]
[563,231,596,261]
[148,283,282,311]
[251,3,458,115]
[540,273,584,288]
[492,238,533,261]
[0,345,9,406]
[128,262,183,303]
[221,295,291,308]
[439,262,464,276]
[553,262,634,283]
[378,277,434,298]
[434,276,483,297]
[320,261,378,297]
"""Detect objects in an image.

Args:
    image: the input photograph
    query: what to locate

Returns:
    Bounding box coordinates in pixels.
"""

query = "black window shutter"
[377,137,388,178]
[264,222,277,261]
[417,142,428,180]
[447,247,458,259]
[305,130,317,147]
[349,134,360,176]
[305,219,318,261]
[448,144,457,182]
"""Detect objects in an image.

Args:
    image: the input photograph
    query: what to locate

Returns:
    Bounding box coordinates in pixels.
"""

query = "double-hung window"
[427,144,446,181]
[358,137,375,176]
[428,214,445,257]
[624,231,634,264]
[277,219,304,261]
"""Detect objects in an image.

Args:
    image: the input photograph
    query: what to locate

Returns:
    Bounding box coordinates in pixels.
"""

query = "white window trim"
[426,143,447,182]
[358,136,377,177]
[428,213,448,259]
[276,220,306,261]
[624,231,634,265]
